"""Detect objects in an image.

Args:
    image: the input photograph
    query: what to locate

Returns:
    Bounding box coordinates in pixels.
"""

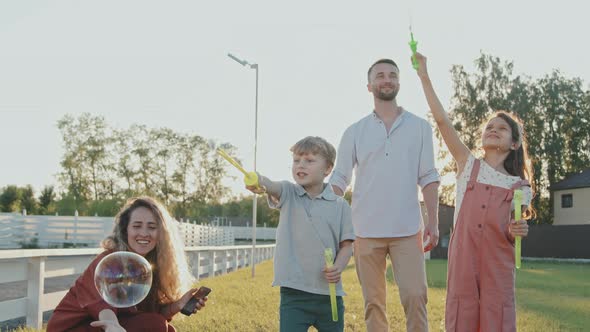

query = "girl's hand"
[90,320,126,332]
[413,52,429,79]
[509,219,529,238]
[323,265,342,283]
[176,288,208,315]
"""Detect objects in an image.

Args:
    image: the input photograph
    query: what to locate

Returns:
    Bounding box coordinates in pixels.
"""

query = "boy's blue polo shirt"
[269,181,355,296]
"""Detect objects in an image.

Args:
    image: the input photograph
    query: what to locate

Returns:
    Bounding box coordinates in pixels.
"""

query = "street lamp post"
[227,53,259,278]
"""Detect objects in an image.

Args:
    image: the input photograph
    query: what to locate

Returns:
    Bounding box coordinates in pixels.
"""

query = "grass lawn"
[8,259,590,331]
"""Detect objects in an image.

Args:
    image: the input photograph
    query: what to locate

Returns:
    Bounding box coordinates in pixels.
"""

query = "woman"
[47,197,206,332]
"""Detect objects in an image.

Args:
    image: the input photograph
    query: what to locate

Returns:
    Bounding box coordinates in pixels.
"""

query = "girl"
[47,197,206,332]
[414,53,533,332]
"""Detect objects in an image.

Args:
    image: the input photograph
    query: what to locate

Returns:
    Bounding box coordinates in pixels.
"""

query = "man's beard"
[376,88,398,101]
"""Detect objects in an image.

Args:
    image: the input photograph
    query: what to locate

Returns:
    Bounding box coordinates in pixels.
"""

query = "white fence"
[0,244,275,329]
[178,223,234,246]
[0,214,239,249]
[221,226,276,241]
[0,214,111,249]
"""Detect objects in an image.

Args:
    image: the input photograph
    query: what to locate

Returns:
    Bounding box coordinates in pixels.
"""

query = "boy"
[246,136,354,332]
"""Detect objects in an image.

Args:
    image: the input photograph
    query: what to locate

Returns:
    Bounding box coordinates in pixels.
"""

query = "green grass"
[178,260,590,332]
[8,260,590,331]
[512,261,590,332]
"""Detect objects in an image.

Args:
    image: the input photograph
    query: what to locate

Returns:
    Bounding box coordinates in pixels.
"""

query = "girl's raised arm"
[414,53,471,174]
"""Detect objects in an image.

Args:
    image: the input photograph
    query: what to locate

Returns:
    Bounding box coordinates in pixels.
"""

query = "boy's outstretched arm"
[414,52,470,173]
[323,240,353,283]
[246,173,282,201]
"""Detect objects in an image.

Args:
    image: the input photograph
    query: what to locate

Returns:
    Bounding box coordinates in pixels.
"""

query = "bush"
[19,237,40,249]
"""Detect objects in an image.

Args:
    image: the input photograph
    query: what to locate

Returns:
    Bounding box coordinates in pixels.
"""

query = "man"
[330,58,440,331]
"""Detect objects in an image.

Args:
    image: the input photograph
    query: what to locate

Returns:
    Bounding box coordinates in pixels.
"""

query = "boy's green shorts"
[279,287,345,332]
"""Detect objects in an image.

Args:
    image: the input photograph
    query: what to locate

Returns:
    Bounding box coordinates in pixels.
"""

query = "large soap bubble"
[94,251,153,308]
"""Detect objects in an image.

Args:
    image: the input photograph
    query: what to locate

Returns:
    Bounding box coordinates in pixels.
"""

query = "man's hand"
[423,222,439,252]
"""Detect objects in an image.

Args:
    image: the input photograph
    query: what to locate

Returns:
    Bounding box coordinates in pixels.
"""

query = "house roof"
[551,168,590,191]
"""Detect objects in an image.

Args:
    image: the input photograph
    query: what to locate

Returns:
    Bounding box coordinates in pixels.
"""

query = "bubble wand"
[216,148,260,188]
[409,26,419,70]
[324,248,338,322]
[514,189,523,269]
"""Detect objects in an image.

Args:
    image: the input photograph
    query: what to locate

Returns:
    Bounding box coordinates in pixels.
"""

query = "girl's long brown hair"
[484,111,536,219]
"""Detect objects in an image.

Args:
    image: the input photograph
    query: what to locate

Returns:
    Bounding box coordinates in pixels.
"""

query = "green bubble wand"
[409,26,419,70]
[514,189,523,269]
[324,248,338,322]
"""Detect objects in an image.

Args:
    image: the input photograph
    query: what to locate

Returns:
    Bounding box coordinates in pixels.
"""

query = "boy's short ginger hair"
[290,136,337,167]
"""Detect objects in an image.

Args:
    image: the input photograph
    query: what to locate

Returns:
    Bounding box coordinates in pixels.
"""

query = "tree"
[56,114,237,217]
[193,141,233,204]
[57,113,112,204]
[39,185,56,215]
[172,134,205,217]
[55,193,84,216]
[214,195,280,227]
[150,128,178,205]
[533,71,590,222]
[20,185,38,215]
[130,124,156,196]
[113,129,137,197]
[0,185,21,212]
[59,153,89,210]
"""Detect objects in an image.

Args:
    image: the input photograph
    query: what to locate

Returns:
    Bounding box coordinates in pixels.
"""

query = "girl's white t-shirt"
[454,154,532,224]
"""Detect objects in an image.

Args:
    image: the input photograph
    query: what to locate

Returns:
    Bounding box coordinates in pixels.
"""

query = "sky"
[1,0,589,197]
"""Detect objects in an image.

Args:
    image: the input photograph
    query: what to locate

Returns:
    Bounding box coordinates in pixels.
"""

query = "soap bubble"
[94,251,153,308]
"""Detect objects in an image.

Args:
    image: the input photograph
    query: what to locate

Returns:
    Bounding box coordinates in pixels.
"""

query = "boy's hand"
[509,219,529,238]
[323,265,342,283]
[244,172,266,194]
[245,184,266,194]
[413,52,429,79]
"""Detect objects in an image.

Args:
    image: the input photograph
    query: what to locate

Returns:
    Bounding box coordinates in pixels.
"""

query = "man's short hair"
[290,136,337,167]
[367,59,399,82]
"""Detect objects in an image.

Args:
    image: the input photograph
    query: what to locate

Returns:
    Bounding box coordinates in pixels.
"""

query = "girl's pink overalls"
[446,159,529,332]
